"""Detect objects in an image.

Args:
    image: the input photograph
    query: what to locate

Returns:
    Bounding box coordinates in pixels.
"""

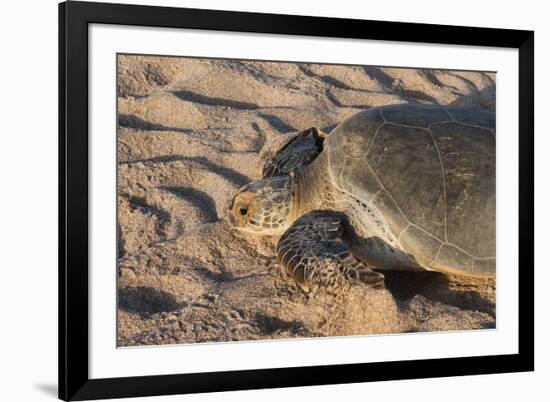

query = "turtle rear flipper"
[276,211,384,291]
[262,127,327,178]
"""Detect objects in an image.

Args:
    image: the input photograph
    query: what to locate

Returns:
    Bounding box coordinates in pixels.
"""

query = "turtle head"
[228,176,293,236]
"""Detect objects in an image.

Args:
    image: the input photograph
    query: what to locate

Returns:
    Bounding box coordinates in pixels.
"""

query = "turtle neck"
[290,151,336,222]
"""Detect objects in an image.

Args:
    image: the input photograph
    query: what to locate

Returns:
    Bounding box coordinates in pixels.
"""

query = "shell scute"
[381,104,451,127]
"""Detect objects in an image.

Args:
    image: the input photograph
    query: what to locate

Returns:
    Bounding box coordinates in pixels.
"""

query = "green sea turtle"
[229,104,496,291]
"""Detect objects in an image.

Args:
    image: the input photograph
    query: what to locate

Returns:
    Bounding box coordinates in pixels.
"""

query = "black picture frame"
[59,1,534,400]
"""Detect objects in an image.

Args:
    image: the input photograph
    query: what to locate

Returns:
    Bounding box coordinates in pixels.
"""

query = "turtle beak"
[225,194,237,226]
[227,212,236,227]
[226,186,247,229]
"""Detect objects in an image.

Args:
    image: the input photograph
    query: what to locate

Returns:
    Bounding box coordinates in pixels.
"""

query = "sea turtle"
[229,104,496,291]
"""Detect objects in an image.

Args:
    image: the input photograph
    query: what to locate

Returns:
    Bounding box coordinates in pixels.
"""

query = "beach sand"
[117,55,496,346]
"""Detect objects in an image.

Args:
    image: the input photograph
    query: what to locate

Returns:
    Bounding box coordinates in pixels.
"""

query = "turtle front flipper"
[276,211,384,292]
[262,127,327,178]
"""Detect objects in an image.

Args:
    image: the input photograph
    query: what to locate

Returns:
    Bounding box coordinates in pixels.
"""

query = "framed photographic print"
[59,1,534,400]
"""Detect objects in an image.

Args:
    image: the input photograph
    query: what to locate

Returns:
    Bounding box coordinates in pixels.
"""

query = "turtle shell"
[325,104,496,275]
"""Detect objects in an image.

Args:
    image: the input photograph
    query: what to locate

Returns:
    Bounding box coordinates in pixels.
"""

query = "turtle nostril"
[239,207,248,216]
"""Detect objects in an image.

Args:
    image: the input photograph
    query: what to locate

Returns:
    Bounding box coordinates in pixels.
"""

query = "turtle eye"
[239,207,248,216]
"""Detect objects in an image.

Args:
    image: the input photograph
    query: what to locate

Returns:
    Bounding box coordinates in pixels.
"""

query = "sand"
[116,55,496,346]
